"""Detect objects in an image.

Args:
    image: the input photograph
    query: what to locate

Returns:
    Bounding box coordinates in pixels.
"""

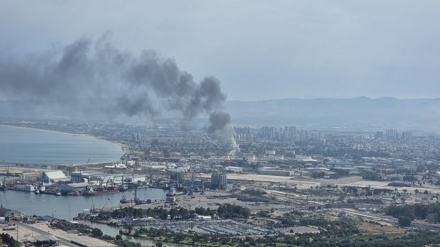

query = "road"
[13,221,116,247]
[15,221,77,247]
[341,208,440,231]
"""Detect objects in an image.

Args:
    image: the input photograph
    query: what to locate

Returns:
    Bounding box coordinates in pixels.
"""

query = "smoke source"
[223,125,240,153]
[0,33,230,131]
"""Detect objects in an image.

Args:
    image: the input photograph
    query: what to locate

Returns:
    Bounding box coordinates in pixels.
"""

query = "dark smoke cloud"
[0,33,230,131]
[208,111,231,132]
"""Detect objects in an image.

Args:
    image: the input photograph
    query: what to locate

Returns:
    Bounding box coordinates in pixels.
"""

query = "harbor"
[0,186,166,221]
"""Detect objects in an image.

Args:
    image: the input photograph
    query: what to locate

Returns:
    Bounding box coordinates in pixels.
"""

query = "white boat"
[166,187,183,197]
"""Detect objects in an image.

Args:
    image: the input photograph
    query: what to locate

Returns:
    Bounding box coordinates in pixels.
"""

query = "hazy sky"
[1,0,439,101]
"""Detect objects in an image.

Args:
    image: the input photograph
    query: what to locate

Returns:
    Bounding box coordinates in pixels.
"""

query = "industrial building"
[211,172,227,190]
[39,170,69,184]
[257,167,294,176]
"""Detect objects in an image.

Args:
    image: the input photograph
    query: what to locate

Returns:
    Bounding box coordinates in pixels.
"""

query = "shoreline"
[0,124,126,166]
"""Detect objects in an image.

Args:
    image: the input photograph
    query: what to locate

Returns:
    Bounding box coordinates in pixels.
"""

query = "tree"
[398,216,412,227]
[1,233,19,247]
[91,227,103,238]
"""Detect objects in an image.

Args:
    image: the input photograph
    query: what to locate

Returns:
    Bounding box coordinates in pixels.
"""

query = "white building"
[225,166,244,173]
[39,171,69,184]
[196,215,212,221]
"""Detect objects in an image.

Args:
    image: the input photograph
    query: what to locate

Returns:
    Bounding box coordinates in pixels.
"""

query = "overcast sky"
[1,0,439,101]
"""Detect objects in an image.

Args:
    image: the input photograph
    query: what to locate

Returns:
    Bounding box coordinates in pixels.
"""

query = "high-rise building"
[401,131,412,140]
[132,133,142,143]
[385,129,398,139]
[374,131,384,139]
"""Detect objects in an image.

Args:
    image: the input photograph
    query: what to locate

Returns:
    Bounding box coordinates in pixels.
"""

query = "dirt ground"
[359,222,404,234]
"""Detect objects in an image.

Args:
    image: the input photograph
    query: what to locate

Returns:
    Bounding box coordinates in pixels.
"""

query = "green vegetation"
[387,182,412,187]
[217,204,251,219]
[88,204,440,246]
[127,227,247,246]
[240,189,267,196]
[91,227,104,237]
[398,216,412,227]
[386,203,440,223]
[114,239,141,247]
[0,233,19,247]
[348,198,384,204]
[92,204,251,222]
[121,220,440,246]
[359,170,383,181]
[92,206,195,221]
[273,211,360,236]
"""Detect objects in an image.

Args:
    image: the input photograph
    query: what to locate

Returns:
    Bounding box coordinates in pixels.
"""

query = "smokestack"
[0,33,230,131]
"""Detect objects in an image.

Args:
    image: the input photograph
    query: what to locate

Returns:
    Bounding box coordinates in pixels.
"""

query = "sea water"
[0,125,174,245]
[0,125,124,165]
[0,187,166,220]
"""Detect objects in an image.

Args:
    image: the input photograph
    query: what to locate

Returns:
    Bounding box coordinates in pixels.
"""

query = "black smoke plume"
[0,33,230,131]
[208,111,231,133]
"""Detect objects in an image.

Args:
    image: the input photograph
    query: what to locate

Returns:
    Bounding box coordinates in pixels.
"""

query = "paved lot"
[1,221,116,247]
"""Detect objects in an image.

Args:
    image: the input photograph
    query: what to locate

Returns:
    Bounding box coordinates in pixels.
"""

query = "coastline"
[0,124,126,166]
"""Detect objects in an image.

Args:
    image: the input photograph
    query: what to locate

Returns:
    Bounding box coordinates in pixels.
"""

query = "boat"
[82,186,96,196]
[55,191,62,196]
[119,184,128,192]
[13,184,35,192]
[34,189,40,194]
[120,196,131,204]
[166,187,184,197]
[68,191,81,196]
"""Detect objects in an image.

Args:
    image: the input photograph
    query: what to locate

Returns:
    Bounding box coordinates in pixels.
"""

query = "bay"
[0,125,185,246]
[0,125,124,165]
[0,187,166,220]
[0,188,184,246]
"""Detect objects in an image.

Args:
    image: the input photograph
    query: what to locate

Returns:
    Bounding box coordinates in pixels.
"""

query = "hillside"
[225,97,440,131]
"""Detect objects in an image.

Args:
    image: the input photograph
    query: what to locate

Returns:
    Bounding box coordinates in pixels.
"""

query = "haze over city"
[3,2,440,247]
[1,0,439,101]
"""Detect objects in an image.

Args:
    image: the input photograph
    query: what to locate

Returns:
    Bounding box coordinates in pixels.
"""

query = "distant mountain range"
[225,97,440,132]
[1,97,440,132]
